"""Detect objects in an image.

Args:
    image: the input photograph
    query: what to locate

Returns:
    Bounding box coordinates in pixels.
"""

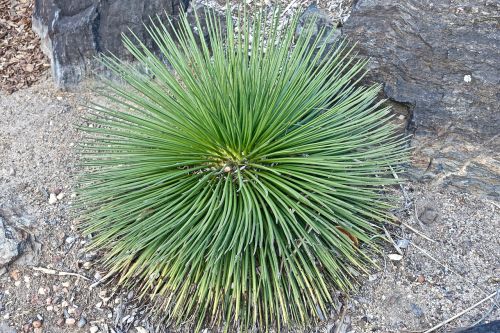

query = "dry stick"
[422,291,498,333]
[383,226,403,255]
[334,302,349,333]
[469,289,500,327]
[32,266,90,281]
[282,0,300,15]
[89,270,116,289]
[400,221,436,243]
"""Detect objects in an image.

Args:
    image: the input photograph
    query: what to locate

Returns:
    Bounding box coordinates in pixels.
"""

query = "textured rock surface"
[342,0,499,197]
[456,320,500,333]
[0,217,20,267]
[32,0,189,88]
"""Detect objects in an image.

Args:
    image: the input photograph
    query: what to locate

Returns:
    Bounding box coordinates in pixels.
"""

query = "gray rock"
[418,207,439,224]
[0,218,20,267]
[186,4,226,48]
[454,320,500,333]
[410,303,424,318]
[342,0,500,197]
[295,3,342,58]
[32,0,190,88]
[77,317,87,328]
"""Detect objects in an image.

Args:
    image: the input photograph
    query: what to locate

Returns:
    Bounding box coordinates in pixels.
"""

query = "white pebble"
[49,193,58,204]
[56,192,65,200]
[388,253,403,261]
[463,74,472,82]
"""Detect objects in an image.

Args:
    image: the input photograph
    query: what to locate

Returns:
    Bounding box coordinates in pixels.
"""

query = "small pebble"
[83,262,92,270]
[66,318,76,326]
[89,326,99,333]
[46,305,53,311]
[68,307,76,314]
[56,192,65,200]
[410,303,424,318]
[34,328,42,333]
[48,193,58,204]
[417,274,426,283]
[396,239,410,249]
[64,238,75,246]
[77,317,87,328]
[38,287,46,295]
[61,300,69,307]
[32,320,42,328]
[10,269,20,280]
[8,167,15,176]
[14,281,21,287]
[388,253,403,261]
[57,318,65,326]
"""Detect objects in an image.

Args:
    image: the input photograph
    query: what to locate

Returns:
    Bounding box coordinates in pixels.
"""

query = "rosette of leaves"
[78,7,407,332]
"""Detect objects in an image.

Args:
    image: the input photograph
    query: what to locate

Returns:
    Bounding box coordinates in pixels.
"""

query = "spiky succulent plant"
[78,7,407,332]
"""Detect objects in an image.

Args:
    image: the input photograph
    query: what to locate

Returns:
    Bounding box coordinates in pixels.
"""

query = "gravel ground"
[0,76,498,333]
[0,0,499,332]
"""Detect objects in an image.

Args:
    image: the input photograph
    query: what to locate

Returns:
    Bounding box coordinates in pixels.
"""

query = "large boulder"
[342,0,499,197]
[32,0,189,88]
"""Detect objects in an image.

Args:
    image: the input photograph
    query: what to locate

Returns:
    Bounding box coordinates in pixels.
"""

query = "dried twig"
[282,0,300,15]
[469,289,500,327]
[383,226,403,255]
[89,270,116,289]
[334,301,349,333]
[421,291,498,333]
[32,266,90,281]
[400,221,436,243]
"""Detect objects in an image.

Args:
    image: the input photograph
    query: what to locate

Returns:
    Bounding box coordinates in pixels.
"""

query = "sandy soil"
[0,73,498,333]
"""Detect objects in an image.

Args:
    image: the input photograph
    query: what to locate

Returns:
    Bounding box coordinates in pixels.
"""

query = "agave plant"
[78,6,407,332]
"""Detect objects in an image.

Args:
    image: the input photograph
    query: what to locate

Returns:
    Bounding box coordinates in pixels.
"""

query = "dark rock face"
[342,0,499,197]
[454,320,500,333]
[32,0,189,88]
[0,216,21,267]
